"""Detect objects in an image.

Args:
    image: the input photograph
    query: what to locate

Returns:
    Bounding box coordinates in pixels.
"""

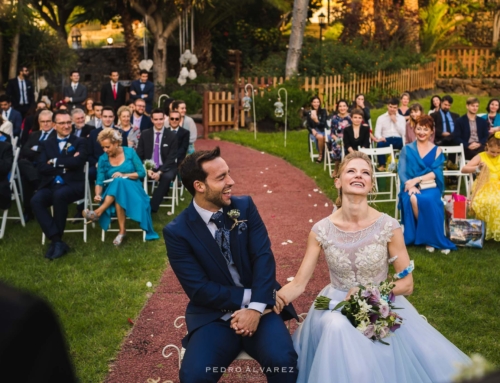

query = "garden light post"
[318,12,326,75]
[275,88,288,147]
[243,83,257,140]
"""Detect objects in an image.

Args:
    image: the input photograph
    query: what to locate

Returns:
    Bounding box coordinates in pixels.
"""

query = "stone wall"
[435,78,500,97]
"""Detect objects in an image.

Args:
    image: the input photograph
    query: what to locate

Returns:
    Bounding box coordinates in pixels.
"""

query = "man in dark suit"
[87,102,103,129]
[5,66,35,118]
[100,70,127,112]
[431,94,459,147]
[167,110,190,167]
[0,95,23,138]
[163,147,298,383]
[18,110,56,221]
[71,108,94,138]
[129,69,154,113]
[0,281,77,383]
[131,98,153,131]
[30,110,88,260]
[0,139,13,212]
[136,109,178,213]
[63,70,88,110]
[454,97,490,160]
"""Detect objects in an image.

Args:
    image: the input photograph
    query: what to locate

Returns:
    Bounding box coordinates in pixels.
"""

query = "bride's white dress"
[292,214,471,383]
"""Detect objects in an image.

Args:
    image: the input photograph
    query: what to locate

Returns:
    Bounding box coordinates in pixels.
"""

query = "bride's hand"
[273,283,301,314]
[345,286,360,300]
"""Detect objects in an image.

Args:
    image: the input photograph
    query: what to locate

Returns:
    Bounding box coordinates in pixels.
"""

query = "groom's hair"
[179,147,221,196]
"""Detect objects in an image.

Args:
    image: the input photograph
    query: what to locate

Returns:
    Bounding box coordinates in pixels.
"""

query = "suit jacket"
[100,82,127,111]
[4,108,23,138]
[6,78,35,109]
[0,281,77,383]
[431,110,459,144]
[343,124,371,152]
[87,126,127,168]
[454,115,490,147]
[131,113,154,132]
[129,80,154,111]
[37,135,88,190]
[168,127,190,166]
[163,197,297,345]
[72,124,95,139]
[62,83,88,110]
[136,128,178,173]
[21,130,56,163]
[0,141,13,210]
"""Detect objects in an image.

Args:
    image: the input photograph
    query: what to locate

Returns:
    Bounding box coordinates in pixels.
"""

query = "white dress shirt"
[17,77,28,105]
[374,112,406,139]
[193,199,266,316]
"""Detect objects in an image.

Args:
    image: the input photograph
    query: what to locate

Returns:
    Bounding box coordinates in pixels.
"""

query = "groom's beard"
[205,184,231,208]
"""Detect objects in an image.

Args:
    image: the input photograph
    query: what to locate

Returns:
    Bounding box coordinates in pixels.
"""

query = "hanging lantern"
[274,101,284,118]
[242,96,252,112]
[177,76,187,86]
[180,67,189,78]
[188,69,197,80]
[189,54,198,66]
[183,49,192,60]
[179,54,188,65]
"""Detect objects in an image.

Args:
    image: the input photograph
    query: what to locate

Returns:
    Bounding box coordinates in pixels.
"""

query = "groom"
[163,147,298,383]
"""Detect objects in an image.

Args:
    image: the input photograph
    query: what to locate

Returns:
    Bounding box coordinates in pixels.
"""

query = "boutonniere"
[227,209,247,231]
[64,142,74,154]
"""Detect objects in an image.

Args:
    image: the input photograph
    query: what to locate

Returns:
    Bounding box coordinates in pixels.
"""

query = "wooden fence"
[436,49,500,78]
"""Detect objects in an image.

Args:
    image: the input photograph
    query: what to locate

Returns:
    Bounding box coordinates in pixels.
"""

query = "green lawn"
[211,94,500,365]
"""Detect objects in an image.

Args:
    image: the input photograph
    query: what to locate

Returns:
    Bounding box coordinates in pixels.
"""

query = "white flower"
[358,300,372,313]
[146,282,152,288]
[357,320,369,333]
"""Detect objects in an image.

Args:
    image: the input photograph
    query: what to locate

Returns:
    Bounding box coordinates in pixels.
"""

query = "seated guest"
[428,95,441,115]
[461,132,500,242]
[398,115,456,251]
[136,109,178,213]
[82,129,158,245]
[481,98,500,134]
[398,92,411,122]
[343,108,370,157]
[306,96,328,163]
[19,101,48,147]
[0,95,22,138]
[30,110,88,260]
[83,97,94,123]
[116,106,133,142]
[71,108,94,138]
[350,93,371,124]
[330,99,352,165]
[0,114,13,138]
[374,98,406,171]
[131,98,153,132]
[406,103,434,144]
[431,94,459,148]
[166,110,190,167]
[86,102,102,128]
[171,100,197,154]
[0,139,13,212]
[455,97,489,160]
[18,110,55,221]
[125,99,135,113]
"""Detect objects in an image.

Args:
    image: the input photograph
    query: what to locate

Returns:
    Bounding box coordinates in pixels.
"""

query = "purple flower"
[379,303,390,318]
[361,289,372,298]
[363,325,375,338]
[388,291,395,303]
[369,314,379,323]
[390,323,401,332]
[379,326,390,338]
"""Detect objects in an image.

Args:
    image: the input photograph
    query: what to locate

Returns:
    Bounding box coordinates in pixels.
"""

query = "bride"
[275,151,471,383]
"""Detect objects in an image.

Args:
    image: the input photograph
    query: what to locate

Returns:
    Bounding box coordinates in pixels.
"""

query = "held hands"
[442,132,450,137]
[404,178,419,192]
[468,142,481,150]
[407,186,420,196]
[112,172,125,178]
[130,90,137,96]
[148,170,160,181]
[230,309,261,337]
[273,283,302,314]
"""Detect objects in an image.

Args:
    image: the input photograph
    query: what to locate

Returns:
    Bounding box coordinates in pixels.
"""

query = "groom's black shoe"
[44,243,56,259]
[51,241,70,260]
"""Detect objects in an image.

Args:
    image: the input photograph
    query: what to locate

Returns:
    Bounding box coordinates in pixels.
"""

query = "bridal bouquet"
[144,159,156,171]
[314,280,403,344]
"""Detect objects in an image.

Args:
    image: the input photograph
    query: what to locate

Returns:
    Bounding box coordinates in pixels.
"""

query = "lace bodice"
[312,214,400,291]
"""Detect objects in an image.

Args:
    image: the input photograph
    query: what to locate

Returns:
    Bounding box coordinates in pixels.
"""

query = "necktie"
[57,137,68,153]
[73,84,77,92]
[445,112,451,133]
[153,132,161,169]
[21,80,26,105]
[40,132,48,141]
[210,211,232,265]
[112,84,117,100]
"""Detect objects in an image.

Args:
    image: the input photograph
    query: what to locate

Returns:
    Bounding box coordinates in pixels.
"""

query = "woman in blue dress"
[329,99,352,177]
[83,128,159,245]
[398,115,456,251]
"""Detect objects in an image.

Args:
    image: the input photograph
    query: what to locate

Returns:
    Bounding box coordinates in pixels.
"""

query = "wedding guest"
[100,70,127,112]
[406,103,424,144]
[136,109,178,213]
[166,110,190,167]
[0,114,13,138]
[82,128,158,245]
[0,95,22,138]
[461,132,500,241]
[5,66,35,118]
[398,92,411,121]
[428,95,441,115]
[0,139,13,212]
[374,98,406,171]
[116,106,133,141]
[83,98,94,123]
[455,97,489,160]
[131,98,153,131]
[71,108,94,138]
[19,101,48,147]
[306,96,328,163]
[328,99,352,176]
[129,69,154,113]
[431,94,459,148]
[343,108,370,156]
[63,70,87,110]
[481,98,500,134]
[30,110,88,260]
[350,94,371,124]
[87,102,102,128]
[125,99,135,113]
[398,115,455,251]
[171,100,197,154]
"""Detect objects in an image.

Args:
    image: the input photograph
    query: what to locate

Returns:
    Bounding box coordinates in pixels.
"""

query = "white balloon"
[180,67,189,78]
[183,49,192,60]
[177,76,187,86]
[38,76,48,90]
[189,54,198,66]
[179,54,188,65]
[188,69,197,80]
[139,59,154,71]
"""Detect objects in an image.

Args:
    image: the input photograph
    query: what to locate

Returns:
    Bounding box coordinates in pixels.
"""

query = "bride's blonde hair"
[335,151,375,208]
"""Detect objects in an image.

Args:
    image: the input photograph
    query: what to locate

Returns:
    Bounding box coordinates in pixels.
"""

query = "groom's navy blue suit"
[164,196,298,383]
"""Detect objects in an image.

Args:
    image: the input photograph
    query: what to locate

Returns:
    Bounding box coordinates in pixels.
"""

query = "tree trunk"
[153,35,168,100]
[194,27,213,76]
[404,0,420,52]
[120,3,140,79]
[285,0,310,77]
[9,29,20,79]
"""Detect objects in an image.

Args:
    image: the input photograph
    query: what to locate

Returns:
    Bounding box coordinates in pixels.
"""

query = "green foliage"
[365,86,400,105]
[170,89,204,114]
[253,78,313,130]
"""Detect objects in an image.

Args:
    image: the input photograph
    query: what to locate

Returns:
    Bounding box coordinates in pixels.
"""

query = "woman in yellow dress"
[461,132,500,241]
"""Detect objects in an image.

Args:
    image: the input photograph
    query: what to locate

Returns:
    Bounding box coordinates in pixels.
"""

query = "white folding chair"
[0,147,25,239]
[359,145,399,219]
[309,134,320,162]
[143,171,178,215]
[41,162,93,244]
[441,144,472,198]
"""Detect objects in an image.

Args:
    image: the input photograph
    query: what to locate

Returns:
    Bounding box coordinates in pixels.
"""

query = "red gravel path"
[105,139,333,383]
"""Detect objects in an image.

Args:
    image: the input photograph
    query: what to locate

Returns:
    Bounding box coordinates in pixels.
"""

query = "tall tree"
[286,0,310,77]
[403,0,420,52]
[29,0,77,43]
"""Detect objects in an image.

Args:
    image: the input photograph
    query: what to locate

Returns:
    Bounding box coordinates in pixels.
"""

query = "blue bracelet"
[394,260,415,279]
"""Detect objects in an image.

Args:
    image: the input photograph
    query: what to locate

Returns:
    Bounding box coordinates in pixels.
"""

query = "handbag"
[449,219,485,248]
[419,180,437,190]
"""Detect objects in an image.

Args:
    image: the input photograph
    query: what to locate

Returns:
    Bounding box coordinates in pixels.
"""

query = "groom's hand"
[231,309,261,337]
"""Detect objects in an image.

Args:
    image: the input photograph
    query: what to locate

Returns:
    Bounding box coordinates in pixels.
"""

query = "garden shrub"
[170,89,204,114]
